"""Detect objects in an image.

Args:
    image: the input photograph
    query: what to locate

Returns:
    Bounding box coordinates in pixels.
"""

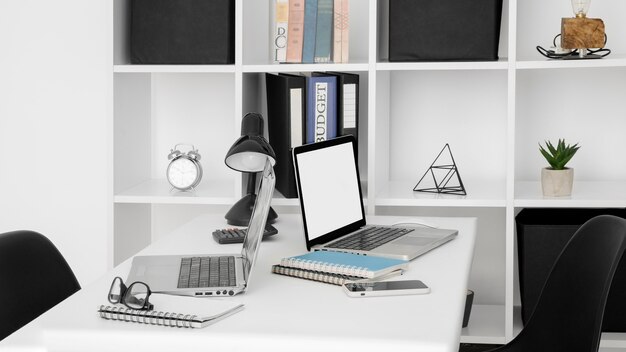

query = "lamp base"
[225,193,278,226]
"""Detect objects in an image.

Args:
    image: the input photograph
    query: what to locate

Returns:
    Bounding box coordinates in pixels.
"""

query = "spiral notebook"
[271,264,403,286]
[280,251,409,279]
[98,294,244,329]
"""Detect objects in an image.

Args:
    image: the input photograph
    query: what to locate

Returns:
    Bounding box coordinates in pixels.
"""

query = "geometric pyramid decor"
[413,143,467,196]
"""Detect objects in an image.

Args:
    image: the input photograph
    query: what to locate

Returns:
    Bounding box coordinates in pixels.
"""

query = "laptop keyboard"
[326,226,414,251]
[177,256,236,288]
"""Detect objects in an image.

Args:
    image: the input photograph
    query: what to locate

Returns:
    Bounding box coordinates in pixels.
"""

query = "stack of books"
[271,251,409,286]
[265,71,359,198]
[272,0,350,63]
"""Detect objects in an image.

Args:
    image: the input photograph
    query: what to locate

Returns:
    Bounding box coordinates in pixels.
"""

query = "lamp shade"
[225,113,276,172]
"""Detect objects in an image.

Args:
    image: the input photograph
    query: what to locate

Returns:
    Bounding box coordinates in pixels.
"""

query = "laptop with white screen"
[126,158,275,297]
[292,135,457,261]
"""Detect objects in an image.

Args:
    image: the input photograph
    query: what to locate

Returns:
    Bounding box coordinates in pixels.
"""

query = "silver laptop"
[126,159,275,297]
[292,135,457,261]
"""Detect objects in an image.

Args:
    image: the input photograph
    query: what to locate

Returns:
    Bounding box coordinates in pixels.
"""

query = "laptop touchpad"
[393,236,434,247]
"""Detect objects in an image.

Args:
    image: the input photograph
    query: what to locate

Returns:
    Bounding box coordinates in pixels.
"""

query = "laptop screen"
[241,158,275,282]
[293,136,365,249]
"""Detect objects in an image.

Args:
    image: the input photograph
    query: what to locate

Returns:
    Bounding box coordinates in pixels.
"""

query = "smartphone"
[342,280,430,298]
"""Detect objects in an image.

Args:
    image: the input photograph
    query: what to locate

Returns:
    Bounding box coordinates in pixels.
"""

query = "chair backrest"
[0,230,80,341]
[513,215,626,351]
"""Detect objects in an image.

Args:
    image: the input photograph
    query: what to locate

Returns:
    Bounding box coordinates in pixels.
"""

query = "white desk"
[1,214,476,352]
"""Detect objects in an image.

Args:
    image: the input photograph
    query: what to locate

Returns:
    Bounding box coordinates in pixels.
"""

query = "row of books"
[271,251,408,286]
[273,0,350,63]
[266,71,359,198]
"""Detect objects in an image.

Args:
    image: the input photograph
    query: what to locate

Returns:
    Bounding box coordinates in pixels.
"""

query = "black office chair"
[0,230,81,341]
[488,215,626,352]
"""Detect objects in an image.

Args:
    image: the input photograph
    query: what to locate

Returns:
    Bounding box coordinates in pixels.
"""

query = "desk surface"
[2,214,476,352]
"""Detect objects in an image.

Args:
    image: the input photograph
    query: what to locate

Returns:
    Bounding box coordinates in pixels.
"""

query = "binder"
[280,251,408,279]
[306,75,337,144]
[266,73,306,198]
[327,72,359,141]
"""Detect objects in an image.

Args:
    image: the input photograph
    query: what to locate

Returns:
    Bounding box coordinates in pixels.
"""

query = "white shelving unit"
[112,0,626,346]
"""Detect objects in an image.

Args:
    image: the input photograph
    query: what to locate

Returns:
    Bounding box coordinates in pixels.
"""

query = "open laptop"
[126,159,275,297]
[292,135,457,261]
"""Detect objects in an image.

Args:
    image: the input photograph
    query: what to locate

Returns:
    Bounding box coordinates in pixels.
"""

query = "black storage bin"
[516,208,626,332]
[388,0,503,61]
[131,0,235,64]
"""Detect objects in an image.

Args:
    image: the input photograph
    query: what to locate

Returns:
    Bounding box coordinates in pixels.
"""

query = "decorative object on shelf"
[539,139,580,197]
[536,0,610,60]
[388,0,503,61]
[413,144,466,196]
[224,113,278,226]
[167,144,203,192]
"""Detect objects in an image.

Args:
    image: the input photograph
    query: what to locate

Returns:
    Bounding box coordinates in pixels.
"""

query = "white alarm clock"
[166,144,203,191]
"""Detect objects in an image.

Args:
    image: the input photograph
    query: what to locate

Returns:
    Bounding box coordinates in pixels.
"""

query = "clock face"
[167,157,199,190]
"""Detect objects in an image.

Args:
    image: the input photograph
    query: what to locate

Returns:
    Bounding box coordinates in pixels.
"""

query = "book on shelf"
[97,294,244,329]
[272,264,404,286]
[333,0,350,63]
[266,73,306,198]
[272,0,289,63]
[302,0,319,63]
[286,0,305,63]
[314,0,334,63]
[326,71,359,141]
[279,251,409,279]
[306,74,337,144]
[271,0,350,64]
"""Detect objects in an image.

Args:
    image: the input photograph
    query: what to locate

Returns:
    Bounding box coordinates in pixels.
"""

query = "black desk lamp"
[224,112,278,226]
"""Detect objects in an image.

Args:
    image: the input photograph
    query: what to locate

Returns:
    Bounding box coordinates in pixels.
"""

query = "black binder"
[265,73,306,199]
[327,72,359,141]
[131,0,235,64]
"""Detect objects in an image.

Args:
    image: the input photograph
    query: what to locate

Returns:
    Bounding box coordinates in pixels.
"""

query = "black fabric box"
[388,0,503,61]
[131,0,234,64]
[516,208,626,332]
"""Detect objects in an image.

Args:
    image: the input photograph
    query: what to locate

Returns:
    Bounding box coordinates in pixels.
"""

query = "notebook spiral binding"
[98,305,198,328]
[281,257,369,277]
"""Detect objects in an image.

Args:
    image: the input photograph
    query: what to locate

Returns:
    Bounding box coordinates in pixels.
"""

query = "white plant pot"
[541,167,574,197]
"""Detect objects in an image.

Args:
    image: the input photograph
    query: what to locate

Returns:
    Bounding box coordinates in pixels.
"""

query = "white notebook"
[98,294,244,329]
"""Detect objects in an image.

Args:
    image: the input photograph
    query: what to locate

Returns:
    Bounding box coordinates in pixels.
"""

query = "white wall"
[0,1,110,285]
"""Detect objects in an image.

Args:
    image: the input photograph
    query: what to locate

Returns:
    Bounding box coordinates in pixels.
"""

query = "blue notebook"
[280,251,408,279]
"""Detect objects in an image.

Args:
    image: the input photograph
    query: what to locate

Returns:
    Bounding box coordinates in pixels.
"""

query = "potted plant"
[539,139,580,197]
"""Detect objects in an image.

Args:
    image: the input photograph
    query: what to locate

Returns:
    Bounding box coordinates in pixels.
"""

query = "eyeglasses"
[108,277,154,310]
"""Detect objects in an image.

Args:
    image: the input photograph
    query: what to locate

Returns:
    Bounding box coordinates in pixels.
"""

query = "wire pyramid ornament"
[413,144,466,196]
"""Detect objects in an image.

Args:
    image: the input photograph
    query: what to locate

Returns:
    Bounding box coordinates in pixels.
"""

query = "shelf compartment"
[376,59,509,71]
[114,65,236,73]
[460,304,506,344]
[516,55,626,70]
[242,0,370,66]
[376,180,506,207]
[114,179,236,205]
[515,181,626,208]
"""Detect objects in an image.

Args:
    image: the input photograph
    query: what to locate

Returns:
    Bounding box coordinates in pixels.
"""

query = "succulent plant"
[539,139,580,170]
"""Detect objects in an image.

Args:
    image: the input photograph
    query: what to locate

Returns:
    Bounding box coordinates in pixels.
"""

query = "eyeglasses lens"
[125,283,150,310]
[108,277,123,304]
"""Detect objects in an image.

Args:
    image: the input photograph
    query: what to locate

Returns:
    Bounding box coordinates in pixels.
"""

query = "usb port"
[195,292,202,296]
[205,292,212,296]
